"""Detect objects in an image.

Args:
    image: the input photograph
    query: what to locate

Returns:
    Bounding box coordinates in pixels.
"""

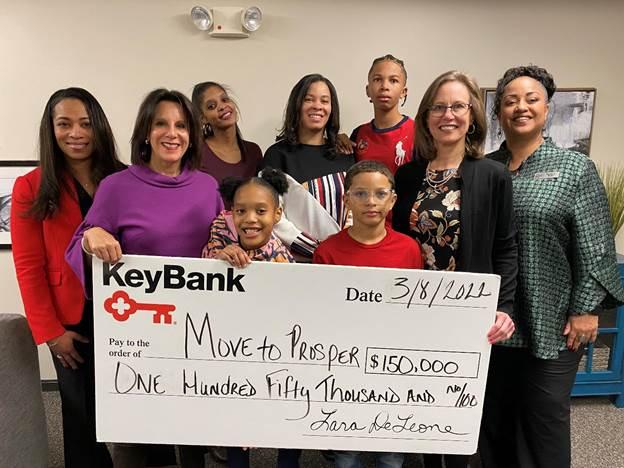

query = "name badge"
[534,171,560,180]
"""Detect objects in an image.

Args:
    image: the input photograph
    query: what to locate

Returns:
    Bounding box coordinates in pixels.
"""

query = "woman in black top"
[392,71,517,468]
[262,74,355,259]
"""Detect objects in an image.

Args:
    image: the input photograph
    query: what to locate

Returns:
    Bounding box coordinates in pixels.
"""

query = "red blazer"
[11,168,85,344]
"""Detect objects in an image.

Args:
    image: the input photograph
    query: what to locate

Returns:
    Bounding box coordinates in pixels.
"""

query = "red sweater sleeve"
[10,175,66,344]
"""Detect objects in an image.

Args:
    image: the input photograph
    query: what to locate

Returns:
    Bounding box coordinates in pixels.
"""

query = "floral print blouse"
[409,169,461,271]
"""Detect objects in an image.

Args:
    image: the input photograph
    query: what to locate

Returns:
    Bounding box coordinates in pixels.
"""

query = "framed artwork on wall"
[481,88,597,156]
[0,161,39,249]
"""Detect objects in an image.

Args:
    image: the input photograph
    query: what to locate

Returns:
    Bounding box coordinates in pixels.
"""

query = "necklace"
[425,165,457,193]
[74,176,93,194]
[76,177,91,189]
[68,166,92,191]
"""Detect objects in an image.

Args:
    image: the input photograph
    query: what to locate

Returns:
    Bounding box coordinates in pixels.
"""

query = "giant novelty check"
[93,255,499,454]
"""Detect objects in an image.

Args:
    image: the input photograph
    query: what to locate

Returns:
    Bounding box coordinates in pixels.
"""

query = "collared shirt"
[350,115,415,174]
[489,140,624,359]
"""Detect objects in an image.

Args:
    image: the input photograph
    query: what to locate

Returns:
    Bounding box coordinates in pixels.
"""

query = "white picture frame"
[0,161,39,249]
[482,88,597,156]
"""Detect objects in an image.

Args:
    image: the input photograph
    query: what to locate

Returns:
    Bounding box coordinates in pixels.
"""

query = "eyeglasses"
[429,102,472,117]
[347,189,395,202]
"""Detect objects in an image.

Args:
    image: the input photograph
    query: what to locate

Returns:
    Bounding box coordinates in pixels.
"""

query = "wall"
[1,0,623,379]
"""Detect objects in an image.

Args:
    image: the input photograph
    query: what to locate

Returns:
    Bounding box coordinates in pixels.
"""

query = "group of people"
[10,54,624,468]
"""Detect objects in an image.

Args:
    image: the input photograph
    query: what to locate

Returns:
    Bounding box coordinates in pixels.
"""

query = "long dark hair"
[31,87,124,220]
[130,89,202,170]
[276,74,340,155]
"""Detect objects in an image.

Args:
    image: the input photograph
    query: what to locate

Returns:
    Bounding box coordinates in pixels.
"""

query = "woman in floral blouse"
[482,65,624,468]
[392,70,518,468]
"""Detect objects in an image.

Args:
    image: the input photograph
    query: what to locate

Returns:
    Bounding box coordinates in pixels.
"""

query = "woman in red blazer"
[11,87,124,467]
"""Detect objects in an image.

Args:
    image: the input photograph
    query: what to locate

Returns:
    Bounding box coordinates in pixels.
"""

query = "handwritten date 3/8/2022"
[344,276,493,309]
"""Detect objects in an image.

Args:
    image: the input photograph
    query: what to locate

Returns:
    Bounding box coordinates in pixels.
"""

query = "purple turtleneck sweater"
[65,164,223,290]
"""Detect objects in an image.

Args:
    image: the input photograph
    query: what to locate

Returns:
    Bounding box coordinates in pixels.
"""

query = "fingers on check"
[500,322,515,341]
[487,325,503,344]
[226,247,250,268]
[112,243,122,262]
[488,327,511,344]
[234,255,250,268]
[487,313,515,344]
[93,241,122,263]
[106,242,122,263]
[237,251,251,268]
[218,250,242,268]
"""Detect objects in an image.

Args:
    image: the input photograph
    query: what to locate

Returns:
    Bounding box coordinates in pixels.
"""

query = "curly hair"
[414,70,486,161]
[219,167,288,206]
[492,65,556,120]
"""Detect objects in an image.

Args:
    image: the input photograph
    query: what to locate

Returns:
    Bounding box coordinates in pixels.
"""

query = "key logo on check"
[103,291,176,324]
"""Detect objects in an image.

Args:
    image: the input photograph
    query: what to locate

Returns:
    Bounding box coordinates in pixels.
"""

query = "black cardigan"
[392,157,518,315]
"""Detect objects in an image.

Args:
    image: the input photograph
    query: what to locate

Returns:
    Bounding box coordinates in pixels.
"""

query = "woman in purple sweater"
[65,88,223,467]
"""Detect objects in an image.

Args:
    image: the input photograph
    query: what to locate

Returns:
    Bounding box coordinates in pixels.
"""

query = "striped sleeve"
[307,172,348,228]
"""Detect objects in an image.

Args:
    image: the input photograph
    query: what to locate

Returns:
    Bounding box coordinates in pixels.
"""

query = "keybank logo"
[104,291,175,324]
[102,262,246,294]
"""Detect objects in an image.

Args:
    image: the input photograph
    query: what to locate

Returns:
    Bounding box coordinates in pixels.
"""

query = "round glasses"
[347,189,395,202]
[429,102,472,117]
